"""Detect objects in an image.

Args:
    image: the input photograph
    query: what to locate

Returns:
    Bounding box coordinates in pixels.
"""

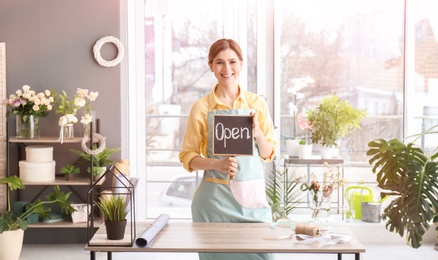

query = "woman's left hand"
[250,111,263,140]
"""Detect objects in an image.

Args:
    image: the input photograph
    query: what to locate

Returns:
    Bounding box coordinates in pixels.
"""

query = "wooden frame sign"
[213,115,253,156]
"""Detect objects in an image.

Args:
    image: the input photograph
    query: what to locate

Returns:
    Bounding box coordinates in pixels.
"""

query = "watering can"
[344,186,388,220]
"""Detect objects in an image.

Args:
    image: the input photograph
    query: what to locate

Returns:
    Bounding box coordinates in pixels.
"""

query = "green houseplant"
[265,164,304,221]
[307,94,366,159]
[0,176,75,259]
[95,195,128,240]
[70,146,121,177]
[307,94,367,148]
[60,164,80,181]
[367,123,438,249]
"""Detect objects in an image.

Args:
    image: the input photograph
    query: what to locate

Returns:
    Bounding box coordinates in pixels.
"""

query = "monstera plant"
[367,124,438,249]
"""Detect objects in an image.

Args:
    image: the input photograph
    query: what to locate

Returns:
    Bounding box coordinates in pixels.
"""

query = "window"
[137,0,438,219]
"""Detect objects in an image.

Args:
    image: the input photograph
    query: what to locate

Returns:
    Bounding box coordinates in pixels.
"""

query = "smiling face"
[209,48,243,87]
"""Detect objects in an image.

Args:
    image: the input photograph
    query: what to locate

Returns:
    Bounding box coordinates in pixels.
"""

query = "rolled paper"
[115,162,130,176]
[295,223,320,237]
[120,158,130,166]
[135,213,170,247]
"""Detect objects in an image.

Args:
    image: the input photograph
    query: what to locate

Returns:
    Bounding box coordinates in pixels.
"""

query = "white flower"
[74,97,86,107]
[88,91,99,101]
[45,90,51,96]
[22,85,30,92]
[59,116,68,126]
[65,114,78,123]
[81,113,93,125]
[76,88,89,98]
[32,104,40,111]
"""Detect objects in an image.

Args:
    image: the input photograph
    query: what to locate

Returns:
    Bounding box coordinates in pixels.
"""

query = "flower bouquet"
[2,85,53,138]
[300,162,345,222]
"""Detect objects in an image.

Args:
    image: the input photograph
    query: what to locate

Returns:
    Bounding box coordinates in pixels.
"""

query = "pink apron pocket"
[230,179,269,208]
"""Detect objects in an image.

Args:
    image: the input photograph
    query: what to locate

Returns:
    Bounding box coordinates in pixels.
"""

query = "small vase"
[84,123,91,138]
[63,123,74,140]
[16,115,39,139]
[65,174,74,181]
[300,144,313,159]
[309,189,332,222]
[286,140,300,158]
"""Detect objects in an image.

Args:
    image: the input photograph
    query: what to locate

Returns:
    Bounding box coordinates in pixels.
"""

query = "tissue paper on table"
[135,213,170,247]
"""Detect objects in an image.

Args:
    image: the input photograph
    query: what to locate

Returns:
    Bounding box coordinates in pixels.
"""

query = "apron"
[191,108,274,260]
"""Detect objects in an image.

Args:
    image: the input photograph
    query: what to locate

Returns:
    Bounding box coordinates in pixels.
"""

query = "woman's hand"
[218,156,238,179]
[250,111,263,140]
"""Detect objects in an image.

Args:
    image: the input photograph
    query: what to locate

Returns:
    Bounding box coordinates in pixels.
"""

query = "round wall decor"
[93,36,124,67]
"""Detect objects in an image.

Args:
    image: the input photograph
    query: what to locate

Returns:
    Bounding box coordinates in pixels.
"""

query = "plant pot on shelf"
[286,140,300,158]
[320,146,334,159]
[65,174,74,181]
[105,219,127,240]
[0,229,24,260]
[299,144,312,159]
[92,167,107,185]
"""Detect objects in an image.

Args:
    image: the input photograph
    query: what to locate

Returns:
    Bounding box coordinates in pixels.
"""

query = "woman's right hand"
[218,156,238,179]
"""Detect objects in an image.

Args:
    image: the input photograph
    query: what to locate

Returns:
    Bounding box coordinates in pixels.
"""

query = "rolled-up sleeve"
[179,101,208,172]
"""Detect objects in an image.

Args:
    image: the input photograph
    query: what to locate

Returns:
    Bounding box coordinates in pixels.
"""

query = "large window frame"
[125,0,438,220]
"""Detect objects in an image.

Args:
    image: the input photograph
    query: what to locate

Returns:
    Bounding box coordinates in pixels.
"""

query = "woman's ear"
[208,62,213,72]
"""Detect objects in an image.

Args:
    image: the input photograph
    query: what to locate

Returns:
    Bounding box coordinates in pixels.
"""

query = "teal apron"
[191,108,274,260]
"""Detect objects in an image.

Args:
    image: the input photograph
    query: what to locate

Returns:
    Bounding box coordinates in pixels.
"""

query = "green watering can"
[344,186,388,220]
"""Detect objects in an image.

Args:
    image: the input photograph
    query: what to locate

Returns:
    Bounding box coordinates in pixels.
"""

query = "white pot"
[299,144,313,159]
[286,140,300,158]
[320,146,334,159]
[0,229,24,260]
[332,140,340,158]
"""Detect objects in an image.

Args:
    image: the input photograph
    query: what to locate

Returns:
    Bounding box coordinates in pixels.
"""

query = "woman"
[179,38,277,260]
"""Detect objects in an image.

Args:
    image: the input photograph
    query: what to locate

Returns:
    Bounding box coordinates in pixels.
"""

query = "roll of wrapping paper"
[295,224,320,237]
[135,213,170,247]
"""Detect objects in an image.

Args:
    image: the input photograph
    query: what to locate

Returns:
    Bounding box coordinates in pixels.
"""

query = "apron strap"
[205,177,230,185]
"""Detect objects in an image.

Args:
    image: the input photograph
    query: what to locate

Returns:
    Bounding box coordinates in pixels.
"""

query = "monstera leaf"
[367,138,438,248]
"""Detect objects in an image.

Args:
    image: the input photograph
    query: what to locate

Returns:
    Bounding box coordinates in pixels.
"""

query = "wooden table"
[85,222,365,260]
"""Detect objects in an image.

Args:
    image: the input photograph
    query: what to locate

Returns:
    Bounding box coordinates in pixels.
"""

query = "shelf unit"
[283,156,345,218]
[6,131,95,229]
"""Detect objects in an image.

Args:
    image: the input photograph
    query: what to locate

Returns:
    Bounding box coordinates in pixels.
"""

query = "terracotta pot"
[65,174,74,181]
[0,229,24,260]
[105,219,127,240]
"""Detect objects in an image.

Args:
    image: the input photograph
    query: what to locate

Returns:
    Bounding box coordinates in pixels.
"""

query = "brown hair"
[208,38,243,64]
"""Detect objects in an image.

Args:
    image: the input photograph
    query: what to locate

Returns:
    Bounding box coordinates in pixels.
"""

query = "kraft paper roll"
[295,224,320,237]
[135,213,170,247]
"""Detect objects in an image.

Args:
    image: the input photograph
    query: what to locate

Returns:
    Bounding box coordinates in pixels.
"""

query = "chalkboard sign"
[213,115,254,156]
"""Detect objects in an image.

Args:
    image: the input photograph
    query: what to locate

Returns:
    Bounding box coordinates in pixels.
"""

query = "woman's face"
[209,48,242,86]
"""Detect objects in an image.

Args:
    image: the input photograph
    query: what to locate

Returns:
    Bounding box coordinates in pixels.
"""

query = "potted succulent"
[70,146,121,184]
[95,195,128,240]
[60,164,80,181]
[0,176,75,259]
[306,94,366,158]
[367,123,438,249]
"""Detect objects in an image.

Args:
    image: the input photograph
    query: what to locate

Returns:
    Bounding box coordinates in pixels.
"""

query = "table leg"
[107,252,112,260]
[90,251,95,260]
[337,253,342,260]
[355,253,360,260]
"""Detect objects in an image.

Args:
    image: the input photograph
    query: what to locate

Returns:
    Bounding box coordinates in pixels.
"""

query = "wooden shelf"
[9,136,83,143]
[22,176,91,186]
[28,218,103,229]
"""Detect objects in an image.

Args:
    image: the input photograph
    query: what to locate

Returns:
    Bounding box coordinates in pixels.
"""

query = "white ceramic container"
[19,160,56,182]
[25,145,53,163]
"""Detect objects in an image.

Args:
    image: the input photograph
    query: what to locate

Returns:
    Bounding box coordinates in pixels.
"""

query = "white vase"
[320,146,334,159]
[286,140,300,158]
[332,140,340,158]
[300,144,313,159]
[0,229,24,260]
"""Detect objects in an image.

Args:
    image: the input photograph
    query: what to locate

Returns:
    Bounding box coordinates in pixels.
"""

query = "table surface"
[85,221,366,254]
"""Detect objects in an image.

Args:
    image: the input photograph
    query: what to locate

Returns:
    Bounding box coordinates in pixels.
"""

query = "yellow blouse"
[179,85,277,172]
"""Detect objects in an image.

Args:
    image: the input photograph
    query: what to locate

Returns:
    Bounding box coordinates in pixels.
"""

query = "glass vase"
[63,123,74,140]
[16,115,39,139]
[309,189,332,222]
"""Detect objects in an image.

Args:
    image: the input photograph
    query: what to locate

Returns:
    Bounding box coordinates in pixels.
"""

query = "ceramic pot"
[286,140,300,158]
[300,144,313,159]
[105,219,127,240]
[320,146,334,159]
[0,229,24,260]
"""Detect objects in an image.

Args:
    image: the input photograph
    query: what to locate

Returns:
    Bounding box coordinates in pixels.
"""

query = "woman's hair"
[208,38,243,64]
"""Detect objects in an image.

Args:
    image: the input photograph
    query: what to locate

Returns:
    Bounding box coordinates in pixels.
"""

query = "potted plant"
[0,176,75,259]
[70,146,121,183]
[307,94,366,158]
[367,123,438,249]
[60,164,80,181]
[265,163,304,221]
[95,195,128,240]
